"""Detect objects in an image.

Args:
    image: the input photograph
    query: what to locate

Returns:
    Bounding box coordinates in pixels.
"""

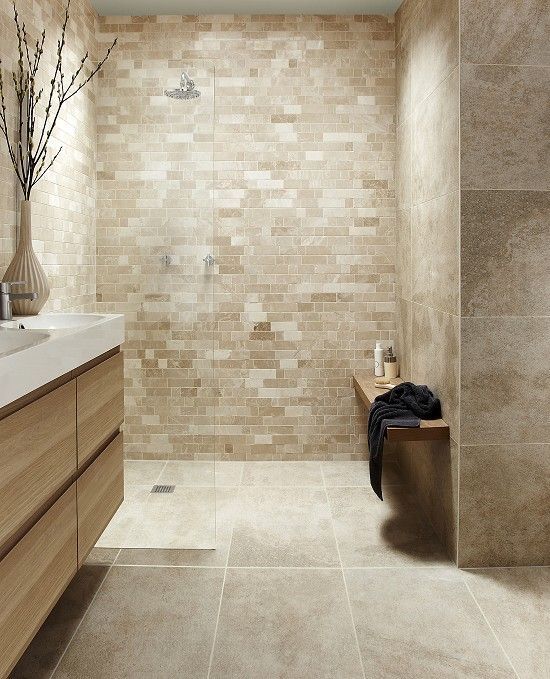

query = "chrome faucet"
[0,281,38,321]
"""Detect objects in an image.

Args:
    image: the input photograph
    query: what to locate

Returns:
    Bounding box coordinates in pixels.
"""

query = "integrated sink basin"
[2,313,107,331]
[0,329,50,358]
[0,312,125,409]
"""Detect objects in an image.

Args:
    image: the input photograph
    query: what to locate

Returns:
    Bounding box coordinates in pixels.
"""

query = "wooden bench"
[353,375,450,442]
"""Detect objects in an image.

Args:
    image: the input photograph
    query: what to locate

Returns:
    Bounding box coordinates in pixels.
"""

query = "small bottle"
[384,346,399,379]
[374,341,384,377]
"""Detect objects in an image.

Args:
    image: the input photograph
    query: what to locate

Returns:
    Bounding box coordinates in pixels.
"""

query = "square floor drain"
[151,484,175,494]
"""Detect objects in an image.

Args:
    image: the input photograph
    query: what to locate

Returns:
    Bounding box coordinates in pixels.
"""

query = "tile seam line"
[461,576,521,679]
[408,186,460,209]
[110,564,459,570]
[408,299,460,318]
[409,299,460,319]
[460,442,550,448]
[412,62,460,114]
[112,564,346,570]
[461,187,550,193]
[112,563,226,569]
[457,0,462,568]
[461,315,550,320]
[462,61,550,69]
[49,549,121,678]
[321,465,367,679]
[462,565,550,571]
[206,479,237,678]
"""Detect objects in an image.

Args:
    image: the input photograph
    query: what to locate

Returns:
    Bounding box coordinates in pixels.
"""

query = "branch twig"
[0,0,116,199]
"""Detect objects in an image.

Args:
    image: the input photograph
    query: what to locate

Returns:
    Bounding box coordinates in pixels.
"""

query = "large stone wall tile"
[461,190,550,317]
[461,63,550,190]
[411,303,459,439]
[461,317,550,445]
[413,67,459,204]
[411,190,459,315]
[411,0,459,107]
[461,0,550,66]
[459,443,550,567]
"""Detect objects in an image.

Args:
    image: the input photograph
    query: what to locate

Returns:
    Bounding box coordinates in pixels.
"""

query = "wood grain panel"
[353,375,450,442]
[77,352,124,467]
[0,485,77,679]
[77,433,124,567]
[0,381,77,555]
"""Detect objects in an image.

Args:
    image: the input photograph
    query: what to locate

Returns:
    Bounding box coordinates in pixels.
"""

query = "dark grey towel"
[367,382,441,500]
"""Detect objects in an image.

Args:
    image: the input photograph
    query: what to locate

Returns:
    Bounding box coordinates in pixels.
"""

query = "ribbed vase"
[2,200,50,315]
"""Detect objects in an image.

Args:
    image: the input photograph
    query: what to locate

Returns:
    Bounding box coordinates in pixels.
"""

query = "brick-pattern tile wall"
[0,0,98,311]
[96,14,396,460]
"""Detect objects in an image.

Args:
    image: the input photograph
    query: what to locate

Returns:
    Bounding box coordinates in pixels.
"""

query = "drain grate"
[151,484,175,494]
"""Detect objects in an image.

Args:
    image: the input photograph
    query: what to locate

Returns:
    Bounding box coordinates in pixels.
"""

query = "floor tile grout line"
[321,465,367,679]
[206,479,238,678]
[112,563,227,569]
[49,550,121,678]
[123,483,403,490]
[462,565,550,571]
[461,576,521,679]
[107,564,458,570]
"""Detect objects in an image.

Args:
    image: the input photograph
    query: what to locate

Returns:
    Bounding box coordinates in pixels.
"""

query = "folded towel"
[367,382,441,500]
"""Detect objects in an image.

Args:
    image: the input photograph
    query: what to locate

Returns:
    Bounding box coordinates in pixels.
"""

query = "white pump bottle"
[374,341,384,377]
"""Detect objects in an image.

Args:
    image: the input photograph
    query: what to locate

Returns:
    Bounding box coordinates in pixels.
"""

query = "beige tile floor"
[11,461,550,679]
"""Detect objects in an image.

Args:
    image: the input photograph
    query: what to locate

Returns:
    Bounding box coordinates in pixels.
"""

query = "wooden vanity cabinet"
[77,352,124,467]
[0,486,77,678]
[77,432,124,567]
[0,380,76,557]
[0,349,124,678]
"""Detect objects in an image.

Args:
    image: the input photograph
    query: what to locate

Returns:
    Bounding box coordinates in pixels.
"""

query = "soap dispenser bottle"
[384,346,399,379]
[374,341,384,377]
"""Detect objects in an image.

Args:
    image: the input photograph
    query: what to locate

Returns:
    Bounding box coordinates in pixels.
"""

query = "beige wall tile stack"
[394,0,460,561]
[95,14,397,461]
[0,0,98,312]
[459,0,550,567]
[395,0,549,567]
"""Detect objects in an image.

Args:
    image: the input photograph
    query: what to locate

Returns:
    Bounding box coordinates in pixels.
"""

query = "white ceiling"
[92,0,402,16]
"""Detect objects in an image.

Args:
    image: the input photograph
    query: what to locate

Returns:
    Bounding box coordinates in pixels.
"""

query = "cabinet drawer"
[0,485,77,678]
[77,352,124,467]
[0,380,76,555]
[77,433,124,566]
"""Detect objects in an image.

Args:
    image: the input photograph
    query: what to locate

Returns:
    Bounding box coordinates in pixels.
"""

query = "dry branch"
[0,0,116,199]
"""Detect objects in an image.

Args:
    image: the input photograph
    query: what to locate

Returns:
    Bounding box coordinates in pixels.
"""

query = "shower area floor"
[97,458,441,556]
[13,460,547,678]
[96,460,241,550]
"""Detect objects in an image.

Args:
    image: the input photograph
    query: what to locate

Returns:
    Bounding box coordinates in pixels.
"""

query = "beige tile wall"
[0,0,98,311]
[96,14,396,461]
[394,0,460,561]
[396,0,549,567]
[459,0,550,567]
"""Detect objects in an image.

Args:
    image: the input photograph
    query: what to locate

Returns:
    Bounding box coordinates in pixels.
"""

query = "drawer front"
[0,380,77,554]
[77,352,124,467]
[77,433,124,566]
[0,485,77,678]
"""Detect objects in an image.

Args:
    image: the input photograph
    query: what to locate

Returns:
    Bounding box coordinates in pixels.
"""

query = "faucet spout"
[9,292,38,301]
[0,281,38,321]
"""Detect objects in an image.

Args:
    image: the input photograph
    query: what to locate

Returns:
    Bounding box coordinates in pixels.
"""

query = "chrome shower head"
[165,71,200,100]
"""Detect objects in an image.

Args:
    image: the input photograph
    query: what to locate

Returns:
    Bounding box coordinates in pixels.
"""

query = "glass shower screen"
[96,61,216,551]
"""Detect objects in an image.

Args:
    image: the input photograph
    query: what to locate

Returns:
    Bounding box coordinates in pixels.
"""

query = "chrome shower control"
[203,254,215,266]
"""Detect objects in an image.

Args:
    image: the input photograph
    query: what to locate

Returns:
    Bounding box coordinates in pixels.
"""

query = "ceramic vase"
[2,200,50,315]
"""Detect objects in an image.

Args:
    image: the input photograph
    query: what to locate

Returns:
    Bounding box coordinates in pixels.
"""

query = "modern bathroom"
[0,0,548,676]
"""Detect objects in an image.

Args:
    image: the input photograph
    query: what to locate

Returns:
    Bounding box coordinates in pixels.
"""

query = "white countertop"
[0,313,125,409]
